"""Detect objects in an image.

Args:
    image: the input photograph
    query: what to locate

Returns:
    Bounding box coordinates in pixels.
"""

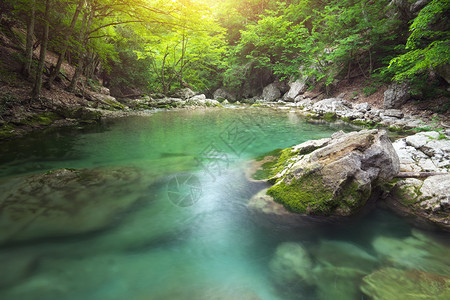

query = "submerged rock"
[310,240,379,300]
[371,232,450,276]
[361,268,450,300]
[313,240,378,273]
[257,129,399,216]
[0,167,147,244]
[269,242,314,286]
[312,265,366,300]
[269,239,379,300]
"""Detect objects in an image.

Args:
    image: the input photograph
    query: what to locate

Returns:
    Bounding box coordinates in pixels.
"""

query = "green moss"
[104,99,126,110]
[335,180,371,213]
[252,147,301,181]
[36,112,59,125]
[19,112,60,126]
[134,103,152,110]
[438,133,448,140]
[270,147,299,176]
[0,124,16,139]
[394,183,422,207]
[341,117,351,123]
[351,119,371,126]
[388,126,405,133]
[323,112,337,122]
[267,171,370,215]
[255,149,283,161]
[252,149,285,180]
[267,172,334,214]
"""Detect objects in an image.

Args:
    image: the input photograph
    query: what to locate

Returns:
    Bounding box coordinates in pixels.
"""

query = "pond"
[0,108,449,300]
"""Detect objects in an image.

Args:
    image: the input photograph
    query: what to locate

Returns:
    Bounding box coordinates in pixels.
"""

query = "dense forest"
[0,0,449,100]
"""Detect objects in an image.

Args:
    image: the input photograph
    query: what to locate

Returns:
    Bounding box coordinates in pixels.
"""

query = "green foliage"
[387,0,450,82]
[134,2,227,94]
[223,0,398,92]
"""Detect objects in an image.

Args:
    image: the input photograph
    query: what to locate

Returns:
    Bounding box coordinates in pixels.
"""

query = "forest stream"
[0,109,449,300]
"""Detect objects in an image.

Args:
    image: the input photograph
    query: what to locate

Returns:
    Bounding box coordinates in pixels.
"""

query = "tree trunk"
[31,0,50,99]
[23,0,36,78]
[68,7,94,93]
[47,0,83,88]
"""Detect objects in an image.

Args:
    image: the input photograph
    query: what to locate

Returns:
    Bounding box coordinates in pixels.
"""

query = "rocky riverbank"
[0,87,222,140]
[253,97,447,132]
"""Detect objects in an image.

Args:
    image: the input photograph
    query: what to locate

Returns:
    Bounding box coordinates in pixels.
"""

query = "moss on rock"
[361,268,450,300]
[0,124,16,139]
[267,171,334,214]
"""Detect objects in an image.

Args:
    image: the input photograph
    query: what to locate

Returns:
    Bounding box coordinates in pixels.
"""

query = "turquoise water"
[0,108,449,300]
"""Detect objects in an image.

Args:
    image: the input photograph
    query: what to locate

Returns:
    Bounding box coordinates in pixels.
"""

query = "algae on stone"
[267,171,334,214]
[361,268,450,300]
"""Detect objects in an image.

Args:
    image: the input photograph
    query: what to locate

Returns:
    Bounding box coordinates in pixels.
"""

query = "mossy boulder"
[57,106,102,122]
[361,268,450,300]
[256,129,400,216]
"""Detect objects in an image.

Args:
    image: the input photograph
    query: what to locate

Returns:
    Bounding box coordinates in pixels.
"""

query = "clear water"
[0,108,448,300]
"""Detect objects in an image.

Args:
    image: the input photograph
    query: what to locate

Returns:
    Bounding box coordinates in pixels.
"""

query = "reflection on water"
[0,109,448,300]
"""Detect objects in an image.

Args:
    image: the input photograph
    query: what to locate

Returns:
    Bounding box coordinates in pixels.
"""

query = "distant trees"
[4,0,226,98]
[218,0,449,97]
[2,0,448,100]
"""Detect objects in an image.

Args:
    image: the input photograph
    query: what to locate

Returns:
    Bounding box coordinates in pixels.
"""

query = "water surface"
[0,108,448,300]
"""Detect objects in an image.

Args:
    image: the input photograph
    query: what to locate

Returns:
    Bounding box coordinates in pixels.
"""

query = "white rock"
[283,79,308,101]
[354,102,371,112]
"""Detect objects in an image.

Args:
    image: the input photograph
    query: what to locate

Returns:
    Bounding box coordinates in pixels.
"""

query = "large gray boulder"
[283,79,307,102]
[174,88,196,100]
[383,82,411,109]
[86,90,125,110]
[213,88,236,102]
[262,83,282,101]
[256,129,400,216]
[311,98,353,117]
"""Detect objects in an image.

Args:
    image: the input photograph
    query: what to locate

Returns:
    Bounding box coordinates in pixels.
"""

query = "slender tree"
[68,3,93,92]
[23,0,36,78]
[31,0,51,99]
[46,0,84,88]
